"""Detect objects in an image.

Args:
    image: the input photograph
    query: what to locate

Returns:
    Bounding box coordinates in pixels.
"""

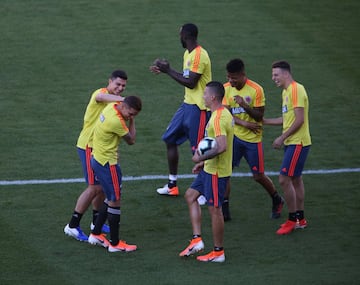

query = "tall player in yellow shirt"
[222,59,284,221]
[64,70,127,242]
[150,23,211,197]
[264,61,311,235]
[179,81,234,263]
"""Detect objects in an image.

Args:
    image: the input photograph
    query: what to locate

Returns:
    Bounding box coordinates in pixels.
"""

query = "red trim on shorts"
[289,145,302,176]
[110,165,121,201]
[197,110,207,145]
[257,142,265,173]
[212,174,219,207]
[85,145,95,184]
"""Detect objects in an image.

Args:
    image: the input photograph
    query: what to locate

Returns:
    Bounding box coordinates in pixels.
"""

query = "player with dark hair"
[263,60,311,235]
[150,23,211,199]
[64,70,127,242]
[222,59,284,221]
[88,95,142,252]
[179,81,234,263]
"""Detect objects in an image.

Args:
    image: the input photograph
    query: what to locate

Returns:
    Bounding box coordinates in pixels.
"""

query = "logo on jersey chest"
[231,107,246,115]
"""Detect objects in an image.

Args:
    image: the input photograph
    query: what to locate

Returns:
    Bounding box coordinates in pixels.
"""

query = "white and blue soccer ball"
[197,137,217,155]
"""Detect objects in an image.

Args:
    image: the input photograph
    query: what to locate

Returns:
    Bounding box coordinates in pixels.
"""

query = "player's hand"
[150,59,161,74]
[272,136,284,149]
[149,65,161,74]
[153,58,170,73]
[192,162,204,174]
[234,95,247,108]
[192,151,201,163]
[243,121,262,134]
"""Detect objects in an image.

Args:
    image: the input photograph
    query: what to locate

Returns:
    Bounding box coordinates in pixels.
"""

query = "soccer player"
[222,59,284,221]
[179,81,234,263]
[263,61,311,235]
[88,96,142,252]
[64,70,127,242]
[150,23,212,197]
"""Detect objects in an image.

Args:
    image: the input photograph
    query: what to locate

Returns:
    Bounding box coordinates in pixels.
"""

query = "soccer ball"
[197,137,217,155]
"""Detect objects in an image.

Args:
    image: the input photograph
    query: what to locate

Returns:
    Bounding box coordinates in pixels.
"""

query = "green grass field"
[0,0,359,284]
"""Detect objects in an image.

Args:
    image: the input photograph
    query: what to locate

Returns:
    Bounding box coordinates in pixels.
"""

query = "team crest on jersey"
[282,105,288,113]
[244,96,251,104]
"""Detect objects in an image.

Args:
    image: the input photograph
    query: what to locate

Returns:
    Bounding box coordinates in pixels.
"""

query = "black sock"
[271,192,281,203]
[168,180,177,188]
[192,234,201,239]
[92,210,99,224]
[69,211,82,228]
[214,247,223,251]
[288,212,297,222]
[296,210,304,220]
[108,206,121,246]
[92,202,108,235]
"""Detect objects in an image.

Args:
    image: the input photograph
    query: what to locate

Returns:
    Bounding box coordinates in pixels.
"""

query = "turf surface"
[0,0,359,284]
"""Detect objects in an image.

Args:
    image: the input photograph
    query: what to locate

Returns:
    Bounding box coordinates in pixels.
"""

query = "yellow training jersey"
[76,88,109,149]
[282,81,311,146]
[183,45,212,110]
[204,107,234,177]
[92,103,129,166]
[222,79,265,143]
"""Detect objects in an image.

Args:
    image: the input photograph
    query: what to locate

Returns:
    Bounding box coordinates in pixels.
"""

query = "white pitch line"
[0,168,359,186]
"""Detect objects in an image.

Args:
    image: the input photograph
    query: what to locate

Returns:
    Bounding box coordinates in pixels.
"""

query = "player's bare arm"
[271,108,304,149]
[123,118,137,145]
[151,58,201,89]
[192,135,227,163]
[234,95,264,122]
[95,93,124,103]
[233,116,262,134]
[263,117,283,125]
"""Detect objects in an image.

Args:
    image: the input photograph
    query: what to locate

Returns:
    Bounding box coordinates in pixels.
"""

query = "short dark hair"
[206,81,225,101]
[111,70,128,80]
[181,23,198,39]
[226,58,245,73]
[124,95,142,112]
[272,61,291,73]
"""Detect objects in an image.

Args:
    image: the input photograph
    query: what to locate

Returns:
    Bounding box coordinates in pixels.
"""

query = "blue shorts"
[232,136,265,174]
[162,103,210,153]
[77,146,100,185]
[190,170,229,207]
[280,145,310,177]
[90,157,122,202]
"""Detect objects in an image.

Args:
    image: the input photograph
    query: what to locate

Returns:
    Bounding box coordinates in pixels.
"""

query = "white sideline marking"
[0,168,359,186]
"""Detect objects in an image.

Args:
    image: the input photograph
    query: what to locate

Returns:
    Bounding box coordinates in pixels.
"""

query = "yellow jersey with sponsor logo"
[222,79,265,143]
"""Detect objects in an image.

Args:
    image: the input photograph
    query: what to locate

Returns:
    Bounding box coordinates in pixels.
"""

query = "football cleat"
[276,220,297,235]
[90,222,110,234]
[296,218,308,229]
[64,224,88,242]
[179,237,204,257]
[108,240,137,252]
[156,184,179,196]
[88,233,110,248]
[196,250,225,263]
